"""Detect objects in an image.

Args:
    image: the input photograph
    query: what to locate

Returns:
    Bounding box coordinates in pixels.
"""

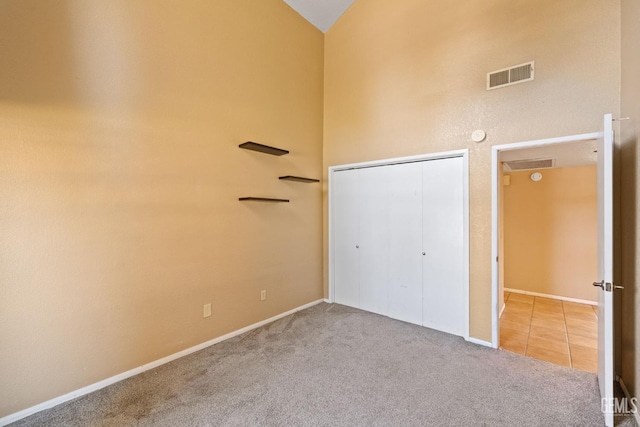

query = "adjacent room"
[498,142,600,371]
[1,0,639,426]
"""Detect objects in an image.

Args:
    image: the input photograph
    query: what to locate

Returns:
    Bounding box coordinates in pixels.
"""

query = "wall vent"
[503,157,554,171]
[487,61,534,90]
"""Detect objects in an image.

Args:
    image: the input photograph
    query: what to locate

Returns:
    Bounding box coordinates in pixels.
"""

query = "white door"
[596,113,615,426]
[331,154,468,339]
[422,157,465,336]
[359,166,390,316]
[333,169,360,308]
[387,162,423,325]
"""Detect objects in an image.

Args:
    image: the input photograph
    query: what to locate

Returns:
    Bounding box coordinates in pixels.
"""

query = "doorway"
[498,142,599,371]
[492,115,616,426]
[498,147,598,373]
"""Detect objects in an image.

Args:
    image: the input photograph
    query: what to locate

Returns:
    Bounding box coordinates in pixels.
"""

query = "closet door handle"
[356,245,359,249]
[422,252,426,256]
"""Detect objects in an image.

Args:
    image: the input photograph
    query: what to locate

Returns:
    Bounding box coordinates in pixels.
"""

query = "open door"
[595,113,615,426]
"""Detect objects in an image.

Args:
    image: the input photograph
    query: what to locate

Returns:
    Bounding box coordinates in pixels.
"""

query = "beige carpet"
[11,303,608,426]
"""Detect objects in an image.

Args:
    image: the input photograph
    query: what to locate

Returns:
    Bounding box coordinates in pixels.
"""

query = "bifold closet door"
[333,166,390,316]
[358,167,389,316]
[387,162,423,325]
[421,157,465,337]
[333,157,466,337]
[333,169,360,308]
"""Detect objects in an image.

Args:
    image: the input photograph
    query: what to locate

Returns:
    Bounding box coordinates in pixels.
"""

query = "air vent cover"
[487,61,534,90]
[503,157,554,171]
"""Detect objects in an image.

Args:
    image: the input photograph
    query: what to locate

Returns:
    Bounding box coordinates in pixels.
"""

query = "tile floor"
[500,291,598,373]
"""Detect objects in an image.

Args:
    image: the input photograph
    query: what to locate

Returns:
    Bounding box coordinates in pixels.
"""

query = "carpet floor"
[12,303,608,426]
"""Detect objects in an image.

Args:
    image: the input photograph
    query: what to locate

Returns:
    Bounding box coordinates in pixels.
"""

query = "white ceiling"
[501,139,598,171]
[283,0,356,33]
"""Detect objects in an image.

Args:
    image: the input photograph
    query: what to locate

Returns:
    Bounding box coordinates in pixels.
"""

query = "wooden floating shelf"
[239,141,289,156]
[239,197,290,203]
[279,175,320,183]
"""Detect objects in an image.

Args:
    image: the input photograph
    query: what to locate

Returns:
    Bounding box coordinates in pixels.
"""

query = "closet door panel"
[333,169,360,309]
[387,162,423,325]
[422,157,465,336]
[358,166,390,316]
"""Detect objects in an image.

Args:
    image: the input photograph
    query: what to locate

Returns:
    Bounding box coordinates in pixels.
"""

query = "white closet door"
[358,166,390,316]
[422,157,465,336]
[387,162,423,325]
[333,169,360,308]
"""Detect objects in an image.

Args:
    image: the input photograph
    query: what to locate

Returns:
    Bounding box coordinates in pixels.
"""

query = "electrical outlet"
[203,303,212,318]
[260,290,267,301]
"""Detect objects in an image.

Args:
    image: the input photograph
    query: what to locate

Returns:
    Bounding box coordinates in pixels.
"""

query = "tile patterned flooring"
[500,292,598,373]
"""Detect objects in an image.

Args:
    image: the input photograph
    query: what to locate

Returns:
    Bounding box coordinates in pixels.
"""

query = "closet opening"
[328,149,470,340]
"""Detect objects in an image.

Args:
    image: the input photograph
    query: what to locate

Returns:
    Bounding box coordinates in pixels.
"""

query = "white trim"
[491,145,500,348]
[505,288,597,306]
[617,376,640,426]
[329,149,468,172]
[491,131,602,350]
[0,299,324,427]
[328,162,335,304]
[328,149,470,340]
[492,132,600,153]
[461,151,470,341]
[466,337,493,348]
[323,298,331,304]
[500,304,506,318]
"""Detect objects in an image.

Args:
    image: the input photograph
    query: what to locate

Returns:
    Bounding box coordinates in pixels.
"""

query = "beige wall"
[323,0,620,341]
[620,0,640,400]
[0,0,324,417]
[0,0,633,419]
[503,167,598,302]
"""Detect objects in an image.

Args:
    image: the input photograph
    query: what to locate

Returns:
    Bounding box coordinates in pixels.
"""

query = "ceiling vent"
[487,61,534,90]
[503,157,554,171]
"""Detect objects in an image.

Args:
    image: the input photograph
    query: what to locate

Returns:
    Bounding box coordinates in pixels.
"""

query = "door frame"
[328,149,470,340]
[490,132,601,348]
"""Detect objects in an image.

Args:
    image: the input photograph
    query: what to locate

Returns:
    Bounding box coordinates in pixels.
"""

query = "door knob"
[593,280,605,289]
[614,284,624,290]
[356,245,359,249]
[422,252,426,256]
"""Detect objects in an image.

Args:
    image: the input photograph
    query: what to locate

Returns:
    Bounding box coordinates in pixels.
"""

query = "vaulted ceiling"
[282,0,600,172]
[282,0,356,32]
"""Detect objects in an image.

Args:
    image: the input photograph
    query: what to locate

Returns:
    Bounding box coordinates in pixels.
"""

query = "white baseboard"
[617,376,640,426]
[466,337,493,348]
[500,303,506,318]
[505,288,597,306]
[0,299,325,427]
[323,298,331,303]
